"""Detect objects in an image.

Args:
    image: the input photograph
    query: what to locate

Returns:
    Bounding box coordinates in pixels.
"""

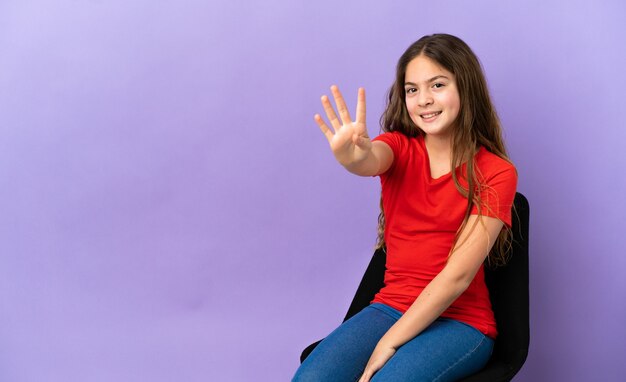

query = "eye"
[432,83,445,89]
[405,87,417,94]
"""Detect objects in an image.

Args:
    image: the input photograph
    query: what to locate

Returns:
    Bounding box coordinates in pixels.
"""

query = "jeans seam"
[432,335,487,382]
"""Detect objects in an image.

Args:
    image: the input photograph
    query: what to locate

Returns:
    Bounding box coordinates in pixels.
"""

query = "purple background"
[1,1,625,381]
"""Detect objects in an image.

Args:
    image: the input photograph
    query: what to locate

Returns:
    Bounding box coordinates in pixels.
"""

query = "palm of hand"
[329,119,370,163]
[315,86,371,166]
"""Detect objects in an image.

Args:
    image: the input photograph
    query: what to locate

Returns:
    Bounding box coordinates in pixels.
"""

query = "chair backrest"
[477,192,530,378]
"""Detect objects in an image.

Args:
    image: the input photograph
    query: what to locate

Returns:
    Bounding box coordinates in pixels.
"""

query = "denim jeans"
[293,303,494,382]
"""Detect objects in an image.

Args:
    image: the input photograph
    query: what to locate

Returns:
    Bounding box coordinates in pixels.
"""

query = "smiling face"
[404,54,461,142]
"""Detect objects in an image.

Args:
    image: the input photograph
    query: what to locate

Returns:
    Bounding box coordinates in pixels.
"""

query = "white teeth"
[421,111,441,119]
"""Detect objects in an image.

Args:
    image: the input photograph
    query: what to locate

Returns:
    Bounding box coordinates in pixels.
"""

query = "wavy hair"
[376,34,514,266]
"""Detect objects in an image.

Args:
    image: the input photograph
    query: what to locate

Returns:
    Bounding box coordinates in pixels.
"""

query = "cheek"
[405,98,418,115]
[449,91,461,111]
[405,101,419,122]
[441,93,461,117]
[452,98,461,116]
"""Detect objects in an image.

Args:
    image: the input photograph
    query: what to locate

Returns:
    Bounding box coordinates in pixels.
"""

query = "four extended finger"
[321,94,342,131]
[314,114,334,142]
[356,87,366,124]
[331,85,353,126]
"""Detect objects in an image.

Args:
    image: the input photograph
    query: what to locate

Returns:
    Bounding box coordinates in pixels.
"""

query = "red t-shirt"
[371,132,517,338]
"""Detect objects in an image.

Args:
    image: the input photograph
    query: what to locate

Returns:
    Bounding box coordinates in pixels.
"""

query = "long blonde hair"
[376,34,513,266]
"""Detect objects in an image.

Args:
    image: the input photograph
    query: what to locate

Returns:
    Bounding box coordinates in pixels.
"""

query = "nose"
[417,89,433,107]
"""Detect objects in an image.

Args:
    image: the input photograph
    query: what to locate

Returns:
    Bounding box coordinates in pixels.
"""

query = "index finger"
[356,87,366,124]
[330,85,353,125]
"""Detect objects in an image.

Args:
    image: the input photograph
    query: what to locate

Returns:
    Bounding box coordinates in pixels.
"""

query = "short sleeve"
[470,158,518,227]
[372,131,408,176]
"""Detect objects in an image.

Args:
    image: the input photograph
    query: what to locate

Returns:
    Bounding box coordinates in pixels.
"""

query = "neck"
[424,134,452,157]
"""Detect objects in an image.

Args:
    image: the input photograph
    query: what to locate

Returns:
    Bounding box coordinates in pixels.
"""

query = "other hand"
[358,344,397,382]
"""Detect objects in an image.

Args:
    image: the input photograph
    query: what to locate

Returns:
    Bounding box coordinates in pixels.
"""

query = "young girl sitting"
[293,33,517,382]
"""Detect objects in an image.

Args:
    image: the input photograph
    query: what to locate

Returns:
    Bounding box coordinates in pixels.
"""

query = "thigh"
[372,318,494,382]
[292,304,400,382]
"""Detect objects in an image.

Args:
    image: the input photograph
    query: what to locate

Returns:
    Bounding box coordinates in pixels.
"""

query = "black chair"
[300,192,530,382]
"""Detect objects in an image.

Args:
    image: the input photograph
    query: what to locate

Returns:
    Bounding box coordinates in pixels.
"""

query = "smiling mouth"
[420,111,442,119]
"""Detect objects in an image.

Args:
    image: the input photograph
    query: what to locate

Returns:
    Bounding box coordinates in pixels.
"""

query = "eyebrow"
[404,75,450,86]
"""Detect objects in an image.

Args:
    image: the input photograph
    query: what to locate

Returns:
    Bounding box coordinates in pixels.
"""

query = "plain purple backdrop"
[1,1,625,381]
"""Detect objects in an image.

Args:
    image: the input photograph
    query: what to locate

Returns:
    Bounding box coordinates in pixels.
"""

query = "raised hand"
[314,85,372,167]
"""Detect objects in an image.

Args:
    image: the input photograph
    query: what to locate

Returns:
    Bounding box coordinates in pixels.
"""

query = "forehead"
[405,55,454,83]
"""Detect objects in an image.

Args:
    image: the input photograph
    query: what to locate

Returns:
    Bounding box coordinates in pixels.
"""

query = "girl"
[293,34,517,382]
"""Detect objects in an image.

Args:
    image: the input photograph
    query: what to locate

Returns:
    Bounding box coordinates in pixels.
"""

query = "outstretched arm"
[315,85,393,176]
[359,215,505,382]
